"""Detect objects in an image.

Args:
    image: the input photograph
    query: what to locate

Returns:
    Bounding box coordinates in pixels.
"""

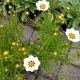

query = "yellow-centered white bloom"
[65,28,80,42]
[23,55,40,72]
[36,0,50,11]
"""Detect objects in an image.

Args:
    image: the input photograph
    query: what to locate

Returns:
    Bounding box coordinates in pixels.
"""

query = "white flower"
[23,55,40,72]
[65,28,80,42]
[36,0,50,11]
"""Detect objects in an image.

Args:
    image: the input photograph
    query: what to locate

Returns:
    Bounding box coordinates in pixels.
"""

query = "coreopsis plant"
[0,15,28,79]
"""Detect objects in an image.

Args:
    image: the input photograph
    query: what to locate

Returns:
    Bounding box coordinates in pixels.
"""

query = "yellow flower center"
[40,4,46,9]
[28,60,35,67]
[68,33,75,39]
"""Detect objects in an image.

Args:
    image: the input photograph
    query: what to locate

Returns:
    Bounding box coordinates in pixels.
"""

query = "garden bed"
[0,0,80,80]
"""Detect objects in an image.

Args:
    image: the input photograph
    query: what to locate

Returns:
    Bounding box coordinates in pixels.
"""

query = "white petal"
[32,57,40,70]
[28,55,34,59]
[25,67,34,72]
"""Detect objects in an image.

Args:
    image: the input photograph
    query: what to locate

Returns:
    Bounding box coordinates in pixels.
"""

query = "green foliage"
[27,11,70,67]
[0,0,38,20]
[0,0,80,27]
[59,0,80,28]
[0,15,29,79]
[12,0,37,13]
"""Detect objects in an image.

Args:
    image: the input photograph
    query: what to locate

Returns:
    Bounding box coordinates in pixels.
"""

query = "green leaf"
[15,5,25,13]
[2,4,7,16]
[67,13,73,18]
[48,12,54,22]
[72,18,79,28]
[21,12,26,21]
[25,3,30,9]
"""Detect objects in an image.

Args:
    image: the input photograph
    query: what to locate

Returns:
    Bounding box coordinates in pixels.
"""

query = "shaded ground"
[23,24,80,80]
